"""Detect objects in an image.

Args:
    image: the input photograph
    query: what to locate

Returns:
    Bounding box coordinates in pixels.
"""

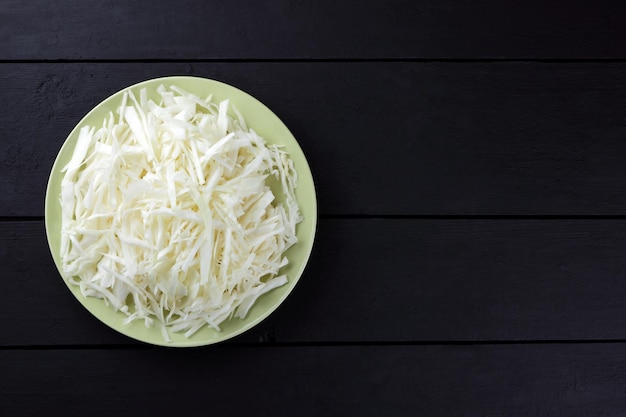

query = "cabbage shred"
[60,85,302,341]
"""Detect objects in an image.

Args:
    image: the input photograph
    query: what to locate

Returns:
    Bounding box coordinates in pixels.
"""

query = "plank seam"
[6,215,626,222]
[0,216,45,222]
[320,215,626,220]
[3,339,626,350]
[3,58,626,64]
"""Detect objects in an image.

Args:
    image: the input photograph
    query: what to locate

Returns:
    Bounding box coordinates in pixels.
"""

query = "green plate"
[44,76,317,347]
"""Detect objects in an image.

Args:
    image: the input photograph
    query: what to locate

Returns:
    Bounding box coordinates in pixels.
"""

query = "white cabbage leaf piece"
[60,85,302,341]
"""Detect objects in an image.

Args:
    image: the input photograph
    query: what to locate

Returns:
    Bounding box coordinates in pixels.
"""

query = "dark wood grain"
[5,219,626,346]
[3,62,626,216]
[1,0,626,60]
[3,344,626,416]
[3,1,625,415]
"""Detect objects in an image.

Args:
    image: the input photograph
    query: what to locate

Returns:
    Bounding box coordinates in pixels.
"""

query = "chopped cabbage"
[60,85,302,341]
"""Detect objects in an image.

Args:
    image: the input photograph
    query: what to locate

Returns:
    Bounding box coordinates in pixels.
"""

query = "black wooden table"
[3,1,626,415]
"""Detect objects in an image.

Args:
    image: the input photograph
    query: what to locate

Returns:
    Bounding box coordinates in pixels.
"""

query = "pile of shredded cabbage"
[60,85,301,341]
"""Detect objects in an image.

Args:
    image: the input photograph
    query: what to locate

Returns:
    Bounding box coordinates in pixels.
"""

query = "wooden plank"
[3,62,626,216]
[4,219,626,346]
[1,0,626,59]
[3,344,626,416]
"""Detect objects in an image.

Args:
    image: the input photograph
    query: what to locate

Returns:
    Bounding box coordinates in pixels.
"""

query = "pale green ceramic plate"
[45,76,317,347]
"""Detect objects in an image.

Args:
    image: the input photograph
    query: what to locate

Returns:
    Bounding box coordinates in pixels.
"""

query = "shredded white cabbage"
[60,85,302,341]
